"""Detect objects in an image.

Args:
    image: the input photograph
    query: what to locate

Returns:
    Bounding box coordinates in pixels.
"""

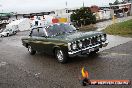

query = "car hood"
[53,31,104,42]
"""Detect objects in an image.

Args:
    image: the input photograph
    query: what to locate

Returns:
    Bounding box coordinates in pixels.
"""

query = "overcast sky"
[0,0,122,13]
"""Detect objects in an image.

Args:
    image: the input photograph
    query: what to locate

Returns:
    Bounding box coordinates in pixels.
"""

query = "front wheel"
[28,45,36,55]
[55,49,68,63]
[7,33,9,37]
[13,31,17,35]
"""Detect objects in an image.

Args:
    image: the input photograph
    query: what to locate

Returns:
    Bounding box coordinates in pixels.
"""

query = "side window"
[31,28,39,36]
[38,28,46,37]
[35,21,38,26]
[47,26,54,36]
[31,28,46,37]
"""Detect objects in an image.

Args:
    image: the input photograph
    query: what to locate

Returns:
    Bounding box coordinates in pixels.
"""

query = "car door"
[42,25,61,54]
[35,27,48,52]
[36,25,58,54]
[29,28,40,51]
[29,27,47,52]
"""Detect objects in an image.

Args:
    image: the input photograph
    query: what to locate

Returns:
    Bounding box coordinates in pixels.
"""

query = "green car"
[22,23,108,63]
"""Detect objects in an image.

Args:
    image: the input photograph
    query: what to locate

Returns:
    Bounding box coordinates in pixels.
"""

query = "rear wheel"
[55,49,68,63]
[28,45,36,55]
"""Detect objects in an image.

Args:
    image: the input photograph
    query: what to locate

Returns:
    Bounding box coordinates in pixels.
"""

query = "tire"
[1,35,4,38]
[14,31,17,35]
[7,33,9,37]
[55,49,68,63]
[28,45,36,55]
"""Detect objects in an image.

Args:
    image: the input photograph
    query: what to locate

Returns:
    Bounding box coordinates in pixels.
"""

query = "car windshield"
[46,23,76,36]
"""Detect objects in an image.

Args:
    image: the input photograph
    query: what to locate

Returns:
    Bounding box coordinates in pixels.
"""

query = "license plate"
[89,48,95,52]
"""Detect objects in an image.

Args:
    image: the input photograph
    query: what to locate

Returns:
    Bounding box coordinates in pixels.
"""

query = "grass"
[103,19,132,37]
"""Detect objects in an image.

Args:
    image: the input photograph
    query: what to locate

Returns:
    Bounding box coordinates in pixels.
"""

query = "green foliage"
[70,7,96,27]
[103,19,132,37]
[114,0,120,5]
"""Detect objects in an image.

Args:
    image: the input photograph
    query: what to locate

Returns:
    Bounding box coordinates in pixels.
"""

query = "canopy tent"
[6,18,31,31]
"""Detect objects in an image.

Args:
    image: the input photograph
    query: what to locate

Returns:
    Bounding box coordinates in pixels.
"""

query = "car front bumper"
[68,41,109,57]
[102,41,109,47]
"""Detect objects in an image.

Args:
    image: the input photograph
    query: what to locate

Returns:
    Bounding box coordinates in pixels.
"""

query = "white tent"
[6,18,31,31]
[31,15,54,27]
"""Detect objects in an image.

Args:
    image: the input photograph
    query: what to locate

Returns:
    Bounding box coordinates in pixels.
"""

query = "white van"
[0,28,17,37]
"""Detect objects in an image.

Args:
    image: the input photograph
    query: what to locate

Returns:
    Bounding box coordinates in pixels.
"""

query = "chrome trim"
[69,35,108,55]
[77,40,80,42]
[68,44,100,55]
[82,39,85,41]
[68,40,109,55]
[68,43,71,50]
[43,28,48,36]
[102,41,109,47]
[89,39,92,45]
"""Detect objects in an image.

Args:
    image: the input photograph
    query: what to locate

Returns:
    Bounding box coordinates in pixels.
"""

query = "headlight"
[101,35,106,41]
[72,43,77,50]
[78,41,83,48]
[97,36,101,41]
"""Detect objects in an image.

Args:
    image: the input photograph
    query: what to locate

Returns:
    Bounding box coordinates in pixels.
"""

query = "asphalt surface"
[0,31,132,88]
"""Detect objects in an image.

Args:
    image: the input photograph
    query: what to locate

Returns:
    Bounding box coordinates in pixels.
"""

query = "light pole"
[65,1,68,8]
[83,0,85,7]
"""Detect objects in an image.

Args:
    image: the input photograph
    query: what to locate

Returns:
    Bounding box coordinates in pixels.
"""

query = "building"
[128,0,132,15]
[50,8,74,22]
[110,3,131,17]
[0,13,13,28]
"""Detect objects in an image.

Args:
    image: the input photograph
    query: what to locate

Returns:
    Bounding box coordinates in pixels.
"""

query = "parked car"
[0,28,17,37]
[0,28,4,33]
[21,23,108,63]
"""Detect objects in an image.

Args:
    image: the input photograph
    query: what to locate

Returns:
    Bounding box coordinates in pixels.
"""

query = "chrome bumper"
[68,44,100,56]
[68,41,109,56]
[102,41,109,47]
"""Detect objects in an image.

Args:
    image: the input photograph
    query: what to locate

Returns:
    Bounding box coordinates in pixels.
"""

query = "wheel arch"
[53,46,61,55]
[25,43,29,48]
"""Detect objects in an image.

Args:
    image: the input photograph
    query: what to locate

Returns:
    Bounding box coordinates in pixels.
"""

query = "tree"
[70,7,96,27]
[114,0,120,4]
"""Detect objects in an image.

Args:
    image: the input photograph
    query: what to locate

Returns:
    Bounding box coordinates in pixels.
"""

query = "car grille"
[82,39,90,47]
[81,36,99,48]
[91,37,98,45]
